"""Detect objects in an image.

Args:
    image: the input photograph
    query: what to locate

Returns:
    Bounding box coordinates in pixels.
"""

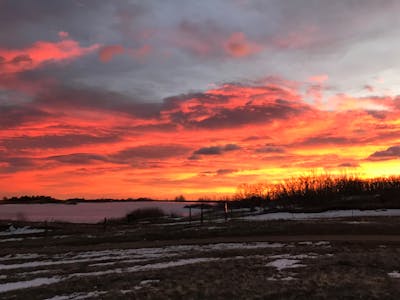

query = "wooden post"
[103,217,107,232]
[189,207,192,224]
[200,204,204,225]
[224,202,228,222]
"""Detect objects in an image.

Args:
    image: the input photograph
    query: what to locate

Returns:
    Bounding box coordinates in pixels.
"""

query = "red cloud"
[98,45,125,62]
[309,74,328,83]
[173,21,261,59]
[0,39,100,73]
[272,26,318,49]
[58,31,69,39]
[223,32,262,57]
[98,44,151,62]
[129,44,152,60]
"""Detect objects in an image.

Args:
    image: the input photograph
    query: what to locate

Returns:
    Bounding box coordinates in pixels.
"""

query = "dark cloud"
[256,144,286,153]
[368,146,400,161]
[242,135,269,142]
[2,134,120,150]
[0,0,113,47]
[35,84,162,119]
[1,80,311,133]
[0,54,32,66]
[111,145,191,162]
[299,135,355,146]
[194,146,222,155]
[196,100,309,129]
[0,144,192,174]
[166,93,310,129]
[338,162,359,168]
[162,92,223,110]
[0,105,53,128]
[224,144,241,151]
[366,110,387,120]
[0,156,37,173]
[10,54,32,65]
[216,168,237,175]
[47,153,107,165]
[193,144,241,156]
[364,85,374,92]
[188,154,201,160]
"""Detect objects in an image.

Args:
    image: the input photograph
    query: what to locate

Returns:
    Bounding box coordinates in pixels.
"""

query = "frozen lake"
[0,201,199,223]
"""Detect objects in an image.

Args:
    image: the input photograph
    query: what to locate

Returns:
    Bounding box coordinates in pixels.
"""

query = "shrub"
[126,207,165,222]
[174,195,186,202]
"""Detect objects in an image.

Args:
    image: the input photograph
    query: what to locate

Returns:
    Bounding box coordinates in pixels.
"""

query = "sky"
[1,0,400,199]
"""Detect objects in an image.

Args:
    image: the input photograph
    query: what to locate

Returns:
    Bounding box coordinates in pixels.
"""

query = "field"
[2,215,400,299]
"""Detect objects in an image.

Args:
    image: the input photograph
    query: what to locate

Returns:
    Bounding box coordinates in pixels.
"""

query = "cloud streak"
[0,38,99,73]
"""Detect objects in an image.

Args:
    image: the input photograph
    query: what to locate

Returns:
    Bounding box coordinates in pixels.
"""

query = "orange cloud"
[2,80,400,199]
[0,39,100,73]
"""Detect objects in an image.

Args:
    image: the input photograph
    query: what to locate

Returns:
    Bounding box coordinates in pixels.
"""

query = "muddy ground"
[2,217,400,299]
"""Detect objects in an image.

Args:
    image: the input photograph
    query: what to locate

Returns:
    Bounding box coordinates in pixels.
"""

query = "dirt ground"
[2,217,400,299]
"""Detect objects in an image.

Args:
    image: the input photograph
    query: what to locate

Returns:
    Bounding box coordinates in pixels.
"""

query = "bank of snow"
[243,209,400,221]
[0,226,45,236]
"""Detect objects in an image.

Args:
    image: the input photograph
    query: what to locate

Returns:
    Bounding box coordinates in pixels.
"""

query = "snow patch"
[0,253,42,262]
[0,226,45,236]
[0,254,141,271]
[69,257,221,278]
[0,277,60,293]
[244,209,400,221]
[0,238,24,242]
[388,271,400,279]
[139,279,160,285]
[267,276,296,281]
[297,241,329,246]
[314,241,330,246]
[266,259,305,271]
[45,291,107,300]
[270,253,318,260]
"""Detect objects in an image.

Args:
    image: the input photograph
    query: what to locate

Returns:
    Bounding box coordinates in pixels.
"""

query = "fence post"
[224,202,228,222]
[103,217,107,232]
[201,204,204,225]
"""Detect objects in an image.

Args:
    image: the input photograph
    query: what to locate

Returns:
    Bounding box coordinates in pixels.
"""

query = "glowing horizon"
[1,1,400,199]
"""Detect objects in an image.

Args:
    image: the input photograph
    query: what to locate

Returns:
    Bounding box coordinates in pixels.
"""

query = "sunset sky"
[1,0,400,199]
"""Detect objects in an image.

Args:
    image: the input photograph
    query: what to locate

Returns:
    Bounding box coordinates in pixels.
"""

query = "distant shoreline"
[0,198,217,205]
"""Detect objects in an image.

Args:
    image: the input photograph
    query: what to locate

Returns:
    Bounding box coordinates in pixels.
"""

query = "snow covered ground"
[0,226,45,236]
[388,271,400,279]
[243,209,400,221]
[0,241,329,296]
